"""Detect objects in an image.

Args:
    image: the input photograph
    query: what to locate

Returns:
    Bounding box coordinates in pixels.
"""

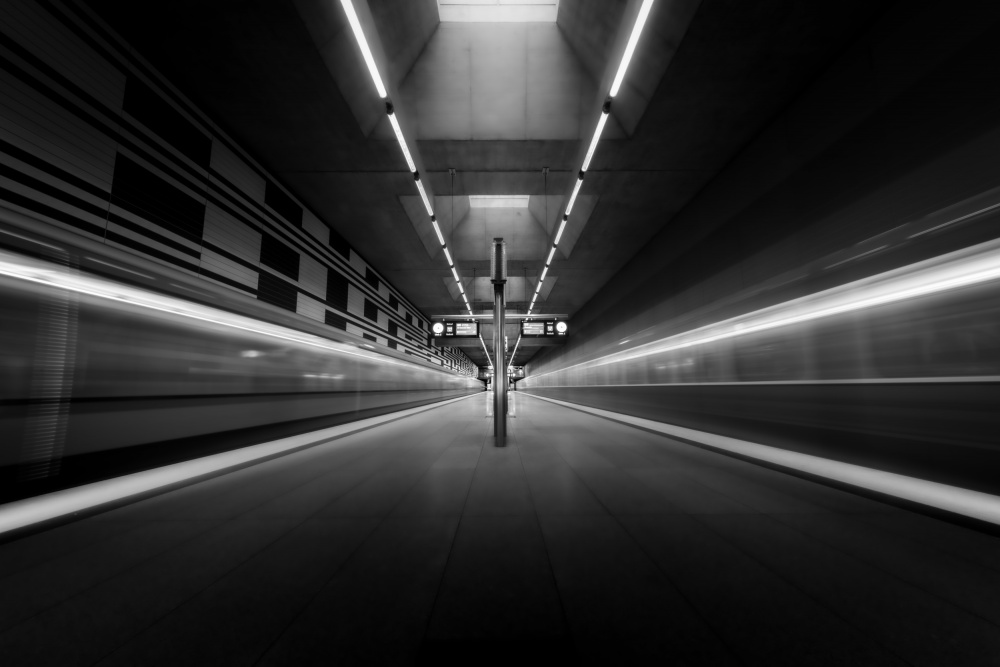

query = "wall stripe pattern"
[0,0,475,376]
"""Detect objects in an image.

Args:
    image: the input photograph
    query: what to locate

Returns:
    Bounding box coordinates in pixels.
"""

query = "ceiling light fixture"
[529,237,1000,381]
[554,218,568,245]
[610,0,655,98]
[431,217,445,246]
[525,2,656,328]
[565,173,584,216]
[415,177,434,216]
[339,0,387,98]
[341,0,471,344]
[386,108,416,172]
[581,109,609,172]
[508,334,522,371]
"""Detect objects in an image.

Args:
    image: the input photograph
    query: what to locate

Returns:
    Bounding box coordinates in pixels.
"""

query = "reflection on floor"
[1,392,999,665]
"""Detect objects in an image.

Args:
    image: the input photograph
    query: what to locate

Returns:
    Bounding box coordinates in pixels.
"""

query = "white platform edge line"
[521,393,1000,526]
[0,393,480,536]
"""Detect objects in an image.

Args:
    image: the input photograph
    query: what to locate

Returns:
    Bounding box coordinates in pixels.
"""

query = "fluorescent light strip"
[565,177,584,216]
[522,0,656,327]
[443,246,453,266]
[609,0,655,98]
[0,252,433,371]
[340,0,387,98]
[479,335,493,368]
[431,218,445,246]
[529,237,1000,381]
[509,336,522,370]
[341,0,465,323]
[387,113,417,172]
[451,266,461,283]
[535,281,543,293]
[469,195,530,209]
[525,393,1000,527]
[582,111,609,172]
[540,266,549,282]
[415,179,434,216]
[554,218,568,245]
[0,394,478,537]
[457,281,464,294]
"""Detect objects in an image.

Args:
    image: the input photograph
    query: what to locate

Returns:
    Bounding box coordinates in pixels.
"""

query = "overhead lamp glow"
[555,321,568,333]
[582,111,609,172]
[535,281,543,293]
[458,281,464,294]
[469,195,530,209]
[451,266,461,282]
[509,335,522,371]
[416,178,434,216]
[443,246,453,266]
[387,112,416,172]
[546,246,556,266]
[565,176,584,216]
[479,335,493,368]
[610,0,654,98]
[432,322,445,335]
[340,0,387,98]
[554,218,568,245]
[431,218,445,246]
[540,266,549,282]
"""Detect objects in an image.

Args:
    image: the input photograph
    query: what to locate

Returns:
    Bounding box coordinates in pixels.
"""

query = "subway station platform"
[2,393,999,666]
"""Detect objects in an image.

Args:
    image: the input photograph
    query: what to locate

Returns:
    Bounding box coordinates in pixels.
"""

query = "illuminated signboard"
[521,321,546,336]
[433,320,480,338]
[520,320,568,337]
[454,321,478,337]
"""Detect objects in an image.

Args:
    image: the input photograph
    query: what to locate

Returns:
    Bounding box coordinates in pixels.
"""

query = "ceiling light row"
[341,0,473,317]
[508,333,522,372]
[526,0,654,318]
[479,334,493,369]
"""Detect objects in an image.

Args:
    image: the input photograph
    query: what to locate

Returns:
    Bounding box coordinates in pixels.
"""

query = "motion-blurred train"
[522,236,1000,497]
[0,224,479,501]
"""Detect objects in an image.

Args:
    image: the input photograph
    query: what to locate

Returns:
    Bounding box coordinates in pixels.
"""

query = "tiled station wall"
[0,0,475,375]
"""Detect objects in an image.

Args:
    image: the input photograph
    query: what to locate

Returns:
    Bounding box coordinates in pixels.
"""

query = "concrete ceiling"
[84,0,894,367]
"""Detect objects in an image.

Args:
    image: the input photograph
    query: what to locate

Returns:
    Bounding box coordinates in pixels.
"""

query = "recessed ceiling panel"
[438,0,558,23]
[469,195,530,208]
[395,22,627,140]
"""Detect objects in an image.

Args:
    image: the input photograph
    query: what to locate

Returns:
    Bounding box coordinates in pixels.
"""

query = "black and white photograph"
[1,0,1000,664]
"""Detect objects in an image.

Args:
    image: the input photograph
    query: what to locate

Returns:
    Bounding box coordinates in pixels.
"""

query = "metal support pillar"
[491,238,507,445]
[493,284,506,444]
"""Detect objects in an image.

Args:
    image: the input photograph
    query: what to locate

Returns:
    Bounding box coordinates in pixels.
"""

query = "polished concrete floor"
[2,393,1000,665]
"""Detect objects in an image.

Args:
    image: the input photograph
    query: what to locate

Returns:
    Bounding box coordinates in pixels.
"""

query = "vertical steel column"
[493,284,506,444]
[491,239,507,445]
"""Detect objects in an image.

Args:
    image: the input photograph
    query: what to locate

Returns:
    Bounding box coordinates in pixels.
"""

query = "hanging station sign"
[520,320,568,337]
[432,320,480,338]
